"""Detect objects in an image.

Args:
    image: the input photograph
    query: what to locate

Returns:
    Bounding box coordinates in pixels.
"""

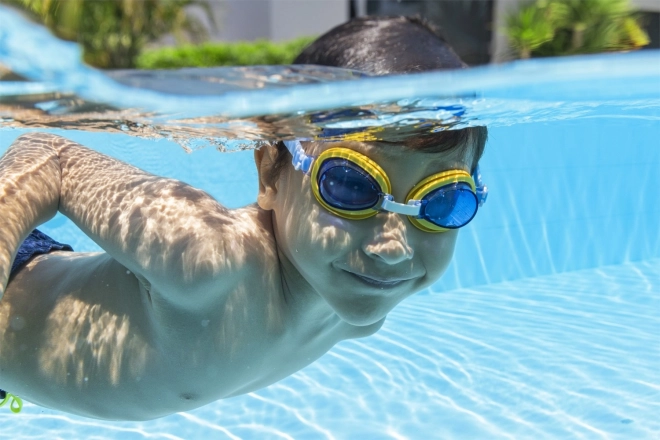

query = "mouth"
[346,271,409,289]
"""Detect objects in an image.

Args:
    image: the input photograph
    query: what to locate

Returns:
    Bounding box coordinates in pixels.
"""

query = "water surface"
[1,5,659,439]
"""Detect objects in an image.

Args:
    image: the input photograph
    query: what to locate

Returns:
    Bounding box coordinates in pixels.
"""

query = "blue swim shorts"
[10,229,73,277]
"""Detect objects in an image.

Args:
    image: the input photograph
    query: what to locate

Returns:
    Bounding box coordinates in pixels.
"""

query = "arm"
[0,133,247,306]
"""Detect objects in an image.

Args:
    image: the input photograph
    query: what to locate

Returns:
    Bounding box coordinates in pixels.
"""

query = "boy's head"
[293,15,467,74]
[255,16,487,326]
[268,16,487,185]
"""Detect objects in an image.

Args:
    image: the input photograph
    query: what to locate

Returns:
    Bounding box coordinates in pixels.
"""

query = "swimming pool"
[1,6,659,439]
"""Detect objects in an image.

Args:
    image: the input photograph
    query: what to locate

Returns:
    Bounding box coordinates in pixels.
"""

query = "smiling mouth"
[347,271,408,288]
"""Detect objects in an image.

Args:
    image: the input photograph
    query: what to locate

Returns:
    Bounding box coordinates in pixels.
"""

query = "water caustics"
[1,6,659,152]
[1,4,660,439]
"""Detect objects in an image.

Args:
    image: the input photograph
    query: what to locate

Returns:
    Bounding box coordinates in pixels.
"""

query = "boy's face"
[258,141,472,327]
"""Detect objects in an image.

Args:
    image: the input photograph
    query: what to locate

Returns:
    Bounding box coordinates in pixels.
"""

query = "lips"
[347,271,409,288]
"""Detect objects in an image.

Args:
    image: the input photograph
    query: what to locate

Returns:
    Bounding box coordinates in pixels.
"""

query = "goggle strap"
[379,195,421,216]
[283,140,314,174]
[476,185,488,207]
[472,164,488,207]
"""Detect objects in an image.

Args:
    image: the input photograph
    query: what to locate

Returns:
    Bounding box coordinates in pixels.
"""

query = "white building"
[205,0,350,42]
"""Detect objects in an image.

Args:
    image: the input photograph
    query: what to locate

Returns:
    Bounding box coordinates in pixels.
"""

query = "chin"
[319,286,399,328]
[333,305,390,328]
[341,314,387,338]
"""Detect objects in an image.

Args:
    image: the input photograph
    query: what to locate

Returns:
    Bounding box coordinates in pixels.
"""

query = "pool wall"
[438,117,659,291]
[1,117,658,292]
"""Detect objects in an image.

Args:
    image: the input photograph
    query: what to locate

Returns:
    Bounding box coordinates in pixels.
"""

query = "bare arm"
[0,134,60,299]
[0,133,251,305]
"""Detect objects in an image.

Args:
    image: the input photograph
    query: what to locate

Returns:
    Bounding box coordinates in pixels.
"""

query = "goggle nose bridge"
[378,195,422,216]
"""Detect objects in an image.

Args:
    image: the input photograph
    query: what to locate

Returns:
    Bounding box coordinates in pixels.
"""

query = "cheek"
[417,230,459,277]
[274,173,356,261]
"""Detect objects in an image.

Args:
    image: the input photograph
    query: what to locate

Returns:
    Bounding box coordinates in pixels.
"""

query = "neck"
[251,204,339,327]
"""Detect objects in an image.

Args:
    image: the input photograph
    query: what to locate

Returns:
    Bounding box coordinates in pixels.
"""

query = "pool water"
[1,5,659,440]
[1,260,658,439]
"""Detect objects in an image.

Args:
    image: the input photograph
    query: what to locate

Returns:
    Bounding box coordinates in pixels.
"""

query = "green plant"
[505,0,566,59]
[4,0,210,68]
[136,36,316,69]
[505,0,650,59]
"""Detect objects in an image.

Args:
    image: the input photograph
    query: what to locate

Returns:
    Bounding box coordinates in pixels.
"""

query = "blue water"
[1,258,658,439]
[1,5,659,439]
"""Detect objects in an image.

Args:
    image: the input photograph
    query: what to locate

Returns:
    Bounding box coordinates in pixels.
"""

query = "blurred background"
[0,0,658,72]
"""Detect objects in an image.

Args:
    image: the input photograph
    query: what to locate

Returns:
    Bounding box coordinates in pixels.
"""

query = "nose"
[361,213,414,265]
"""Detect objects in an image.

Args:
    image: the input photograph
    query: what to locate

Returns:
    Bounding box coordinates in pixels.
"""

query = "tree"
[505,0,649,59]
[5,0,211,68]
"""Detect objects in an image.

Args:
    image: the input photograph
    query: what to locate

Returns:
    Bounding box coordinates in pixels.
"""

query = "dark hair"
[294,16,466,73]
[269,16,487,183]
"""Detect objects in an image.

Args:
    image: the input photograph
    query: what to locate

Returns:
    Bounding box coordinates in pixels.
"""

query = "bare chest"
[0,253,345,419]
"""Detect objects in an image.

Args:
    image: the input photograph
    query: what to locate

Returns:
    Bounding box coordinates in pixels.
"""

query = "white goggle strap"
[283,140,314,174]
[379,196,421,216]
[472,164,488,207]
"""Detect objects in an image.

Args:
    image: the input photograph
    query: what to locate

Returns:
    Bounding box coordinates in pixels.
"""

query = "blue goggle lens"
[420,182,478,228]
[317,159,478,229]
[318,159,381,211]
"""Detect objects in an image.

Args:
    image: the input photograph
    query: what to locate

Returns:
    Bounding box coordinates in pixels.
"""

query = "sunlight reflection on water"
[1,4,659,439]
[2,260,658,439]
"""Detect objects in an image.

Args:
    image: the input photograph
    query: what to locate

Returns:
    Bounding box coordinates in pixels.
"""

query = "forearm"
[0,134,61,298]
[53,134,230,296]
[1,132,243,306]
[2,133,241,302]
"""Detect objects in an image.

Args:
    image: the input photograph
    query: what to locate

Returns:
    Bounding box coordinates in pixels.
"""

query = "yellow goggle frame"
[309,147,476,232]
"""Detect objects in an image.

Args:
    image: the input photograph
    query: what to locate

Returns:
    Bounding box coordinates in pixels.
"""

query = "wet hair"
[268,16,487,184]
[294,15,466,73]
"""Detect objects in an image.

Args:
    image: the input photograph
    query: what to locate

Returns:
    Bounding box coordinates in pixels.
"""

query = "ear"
[254,144,279,210]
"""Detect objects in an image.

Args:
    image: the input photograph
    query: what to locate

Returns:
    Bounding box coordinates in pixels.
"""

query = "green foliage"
[136,37,316,69]
[4,0,210,68]
[505,0,650,59]
[505,0,565,59]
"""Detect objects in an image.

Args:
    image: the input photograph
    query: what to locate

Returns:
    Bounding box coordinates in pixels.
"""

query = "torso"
[0,209,381,420]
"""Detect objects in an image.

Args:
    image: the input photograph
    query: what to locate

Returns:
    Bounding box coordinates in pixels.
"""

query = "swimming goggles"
[283,140,487,233]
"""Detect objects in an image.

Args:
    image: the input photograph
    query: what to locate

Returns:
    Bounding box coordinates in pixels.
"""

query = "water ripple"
[1,259,657,438]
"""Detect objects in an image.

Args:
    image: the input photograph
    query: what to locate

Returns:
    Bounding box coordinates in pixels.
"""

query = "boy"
[0,16,487,420]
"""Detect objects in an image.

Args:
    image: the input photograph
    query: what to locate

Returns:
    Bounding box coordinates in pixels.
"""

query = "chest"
[145,286,344,398]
